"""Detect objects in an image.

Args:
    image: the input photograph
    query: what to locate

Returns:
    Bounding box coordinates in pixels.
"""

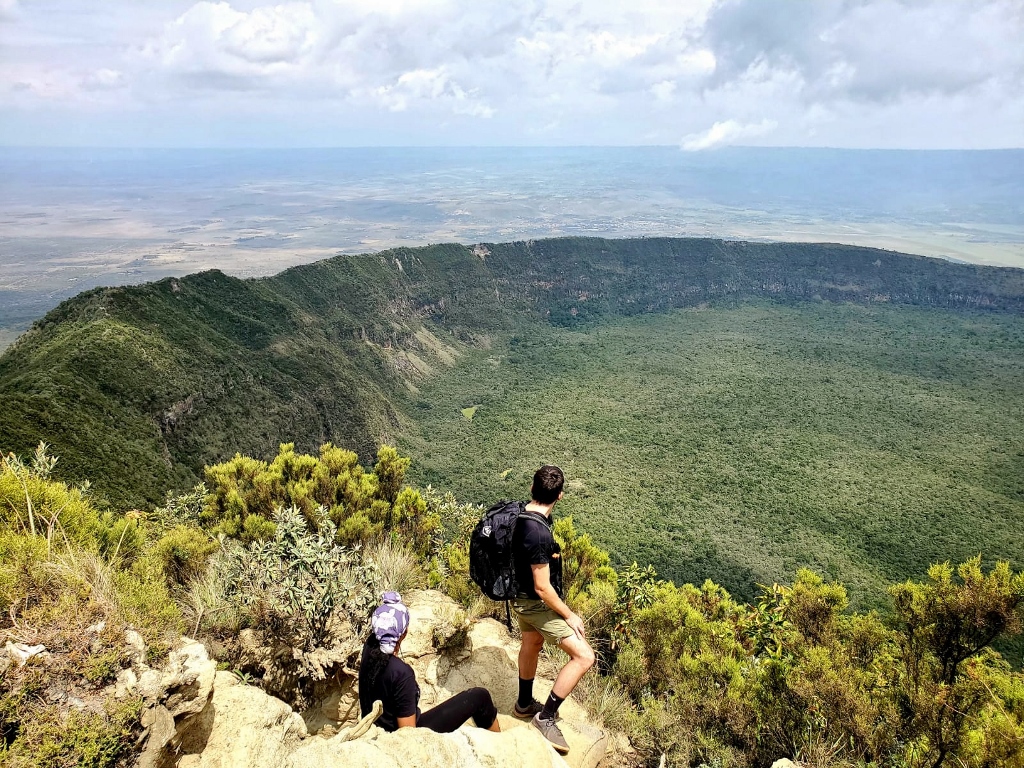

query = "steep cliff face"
[119,590,614,768]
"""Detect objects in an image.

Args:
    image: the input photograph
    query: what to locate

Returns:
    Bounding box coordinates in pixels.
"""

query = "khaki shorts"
[513,598,575,645]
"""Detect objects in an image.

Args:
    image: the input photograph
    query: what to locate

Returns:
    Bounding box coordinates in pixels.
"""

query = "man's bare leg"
[530,633,596,754]
[551,634,596,699]
[518,629,544,679]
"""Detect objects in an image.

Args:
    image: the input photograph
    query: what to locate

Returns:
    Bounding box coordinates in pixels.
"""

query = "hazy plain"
[2,147,1022,348]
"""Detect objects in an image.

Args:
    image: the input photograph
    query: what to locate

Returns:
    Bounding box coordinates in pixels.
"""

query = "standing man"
[512,465,596,755]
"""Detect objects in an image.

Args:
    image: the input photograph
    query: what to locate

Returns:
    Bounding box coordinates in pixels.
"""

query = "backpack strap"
[517,510,552,529]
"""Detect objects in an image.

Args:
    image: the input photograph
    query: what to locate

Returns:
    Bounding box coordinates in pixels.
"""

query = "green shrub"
[96,512,144,565]
[0,443,100,550]
[201,443,439,552]
[0,697,142,768]
[219,505,375,652]
[144,525,217,588]
[112,565,184,646]
[0,529,49,613]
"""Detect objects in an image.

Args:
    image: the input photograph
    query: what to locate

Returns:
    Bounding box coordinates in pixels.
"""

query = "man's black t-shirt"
[512,509,563,599]
[359,640,420,731]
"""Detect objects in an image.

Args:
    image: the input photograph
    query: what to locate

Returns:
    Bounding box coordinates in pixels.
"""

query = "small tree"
[201,442,438,553]
[374,445,410,507]
[890,558,1024,768]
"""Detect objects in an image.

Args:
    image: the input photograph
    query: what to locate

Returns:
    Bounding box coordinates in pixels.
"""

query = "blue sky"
[1,0,1022,148]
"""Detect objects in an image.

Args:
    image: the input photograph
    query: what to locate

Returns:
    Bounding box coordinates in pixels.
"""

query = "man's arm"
[531,562,585,639]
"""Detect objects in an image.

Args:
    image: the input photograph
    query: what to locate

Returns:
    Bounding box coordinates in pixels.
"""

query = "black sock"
[540,691,564,721]
[518,678,535,708]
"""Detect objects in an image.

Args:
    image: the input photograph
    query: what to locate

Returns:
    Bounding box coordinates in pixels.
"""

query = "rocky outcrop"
[174,671,308,768]
[127,590,613,768]
[111,637,218,768]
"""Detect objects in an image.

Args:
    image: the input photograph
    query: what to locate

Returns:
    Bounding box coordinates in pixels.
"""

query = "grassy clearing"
[400,300,1024,608]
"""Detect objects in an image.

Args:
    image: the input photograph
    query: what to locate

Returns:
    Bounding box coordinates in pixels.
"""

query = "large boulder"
[122,637,217,768]
[174,671,308,768]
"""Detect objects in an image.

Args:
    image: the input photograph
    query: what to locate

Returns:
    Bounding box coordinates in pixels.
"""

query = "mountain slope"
[1,237,1022,507]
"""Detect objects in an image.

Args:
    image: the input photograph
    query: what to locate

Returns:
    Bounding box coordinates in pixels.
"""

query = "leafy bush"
[0,529,50,615]
[0,446,183,768]
[0,443,100,550]
[144,525,217,588]
[0,696,142,768]
[201,443,440,555]
[219,505,375,652]
[589,557,1024,768]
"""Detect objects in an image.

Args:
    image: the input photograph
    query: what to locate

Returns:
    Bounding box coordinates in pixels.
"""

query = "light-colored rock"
[136,668,164,700]
[301,677,359,734]
[771,760,799,768]
[124,629,147,667]
[175,670,308,768]
[5,641,49,666]
[499,714,608,768]
[114,667,138,699]
[138,705,175,768]
[403,589,455,659]
[287,720,569,768]
[437,619,520,711]
[160,640,216,719]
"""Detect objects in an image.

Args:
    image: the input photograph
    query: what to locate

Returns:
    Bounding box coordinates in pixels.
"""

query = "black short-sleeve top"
[359,641,420,732]
[512,510,563,600]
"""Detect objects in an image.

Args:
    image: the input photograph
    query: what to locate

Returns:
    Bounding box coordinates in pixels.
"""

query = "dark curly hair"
[531,464,564,504]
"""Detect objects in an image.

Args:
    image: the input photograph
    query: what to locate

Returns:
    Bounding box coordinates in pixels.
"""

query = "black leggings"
[417,687,498,733]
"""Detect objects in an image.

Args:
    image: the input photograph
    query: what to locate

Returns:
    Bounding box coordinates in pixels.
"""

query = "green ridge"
[1,237,1022,559]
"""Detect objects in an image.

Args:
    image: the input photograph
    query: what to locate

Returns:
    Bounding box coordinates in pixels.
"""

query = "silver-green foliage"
[222,504,375,651]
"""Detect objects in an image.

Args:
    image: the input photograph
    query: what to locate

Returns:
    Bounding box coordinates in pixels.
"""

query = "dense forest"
[402,301,1024,612]
[2,237,1022,608]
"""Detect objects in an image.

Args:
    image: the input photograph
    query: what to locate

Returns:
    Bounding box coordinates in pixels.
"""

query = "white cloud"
[681,118,778,151]
[146,2,319,80]
[650,80,676,103]
[0,0,1021,146]
[372,66,493,117]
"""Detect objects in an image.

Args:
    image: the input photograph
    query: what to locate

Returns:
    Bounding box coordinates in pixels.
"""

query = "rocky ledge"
[121,590,614,768]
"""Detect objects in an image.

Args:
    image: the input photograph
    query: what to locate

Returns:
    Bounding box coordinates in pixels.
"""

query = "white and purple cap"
[371,591,410,655]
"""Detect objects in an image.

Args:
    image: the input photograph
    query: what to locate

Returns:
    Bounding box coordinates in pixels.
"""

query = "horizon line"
[1,144,1023,152]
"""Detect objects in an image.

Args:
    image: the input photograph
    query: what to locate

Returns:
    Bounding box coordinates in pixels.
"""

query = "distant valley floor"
[399,300,1024,609]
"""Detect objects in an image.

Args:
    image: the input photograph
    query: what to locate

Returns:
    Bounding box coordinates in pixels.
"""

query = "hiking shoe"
[531,713,570,754]
[513,699,544,719]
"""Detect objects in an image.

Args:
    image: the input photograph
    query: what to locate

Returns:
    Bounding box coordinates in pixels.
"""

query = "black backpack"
[470,500,526,601]
[469,501,550,607]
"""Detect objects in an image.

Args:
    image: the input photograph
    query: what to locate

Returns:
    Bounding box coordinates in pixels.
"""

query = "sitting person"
[359,591,500,734]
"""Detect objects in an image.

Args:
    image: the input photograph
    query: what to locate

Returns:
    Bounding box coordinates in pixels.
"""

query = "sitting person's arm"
[391,661,419,728]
